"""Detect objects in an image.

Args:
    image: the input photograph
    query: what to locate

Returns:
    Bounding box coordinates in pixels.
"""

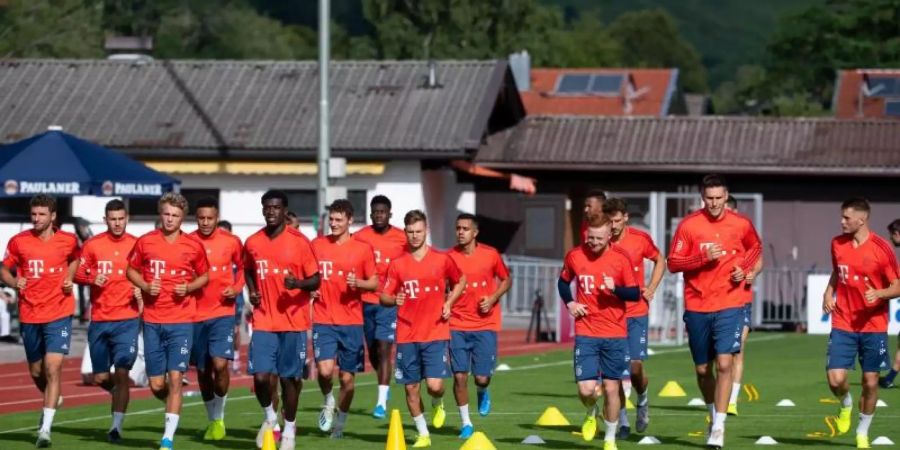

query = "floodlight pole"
[317,0,330,220]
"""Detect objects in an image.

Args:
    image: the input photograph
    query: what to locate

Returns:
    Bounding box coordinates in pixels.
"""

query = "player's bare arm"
[380,290,404,306]
[126,266,159,296]
[244,266,259,306]
[864,278,900,303]
[745,256,764,285]
[480,276,511,313]
[0,264,21,290]
[61,258,79,295]
[349,271,378,292]
[643,253,666,301]
[284,269,320,292]
[442,274,467,319]
[822,271,837,313]
[175,271,209,296]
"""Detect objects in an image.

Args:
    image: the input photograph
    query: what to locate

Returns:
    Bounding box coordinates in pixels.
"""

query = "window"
[127,189,219,217]
[886,100,900,117]
[555,73,625,95]
[867,76,900,97]
[0,197,72,221]
[283,189,367,221]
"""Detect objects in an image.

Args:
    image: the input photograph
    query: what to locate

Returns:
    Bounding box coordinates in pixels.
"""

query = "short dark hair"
[30,194,57,213]
[262,190,289,207]
[841,197,870,214]
[601,198,628,216]
[700,174,728,192]
[328,199,354,218]
[286,210,298,219]
[217,220,232,232]
[404,209,427,226]
[725,196,738,209]
[195,196,218,210]
[889,219,900,234]
[371,195,392,209]
[104,199,126,214]
[585,190,607,201]
[456,213,478,228]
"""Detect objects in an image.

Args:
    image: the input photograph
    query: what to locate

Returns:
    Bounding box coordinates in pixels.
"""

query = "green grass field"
[1,333,898,449]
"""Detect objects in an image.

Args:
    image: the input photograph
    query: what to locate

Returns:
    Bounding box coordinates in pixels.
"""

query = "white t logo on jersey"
[149,260,166,279]
[403,280,420,299]
[96,260,113,275]
[27,260,45,278]
[837,264,849,284]
[373,250,382,263]
[578,275,596,295]
[256,260,269,280]
[319,261,333,280]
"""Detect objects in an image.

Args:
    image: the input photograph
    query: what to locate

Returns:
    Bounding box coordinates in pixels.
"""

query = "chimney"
[508,50,531,91]
[105,36,154,62]
[684,94,709,116]
[427,60,438,88]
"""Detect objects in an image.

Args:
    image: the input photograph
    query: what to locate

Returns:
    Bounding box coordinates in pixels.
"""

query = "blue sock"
[886,369,899,384]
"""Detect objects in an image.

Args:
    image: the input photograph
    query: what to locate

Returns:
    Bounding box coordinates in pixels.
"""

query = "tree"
[607,9,708,93]
[0,0,104,58]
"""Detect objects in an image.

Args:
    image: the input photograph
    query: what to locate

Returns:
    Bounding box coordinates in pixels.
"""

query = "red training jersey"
[830,233,899,333]
[311,235,376,326]
[382,247,463,343]
[128,230,209,324]
[74,232,138,322]
[353,225,406,304]
[560,245,637,338]
[667,209,762,313]
[3,229,79,324]
[448,243,510,332]
[244,227,319,332]
[612,227,661,318]
[190,228,245,321]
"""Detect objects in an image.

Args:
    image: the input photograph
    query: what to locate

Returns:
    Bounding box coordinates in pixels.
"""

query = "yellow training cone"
[386,409,407,450]
[535,406,571,426]
[460,431,497,450]
[261,426,277,450]
[625,397,636,410]
[658,381,687,397]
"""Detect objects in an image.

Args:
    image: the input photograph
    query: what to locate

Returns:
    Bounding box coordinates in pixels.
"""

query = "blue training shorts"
[683,307,743,366]
[364,303,397,345]
[573,335,629,382]
[192,315,236,371]
[450,330,497,377]
[144,322,193,377]
[395,340,450,384]
[88,318,139,373]
[313,324,365,373]
[826,329,889,373]
[22,316,72,363]
[249,330,308,378]
[627,315,649,363]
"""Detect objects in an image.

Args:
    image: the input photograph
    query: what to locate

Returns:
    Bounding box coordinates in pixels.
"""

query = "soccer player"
[190,198,244,440]
[448,213,511,439]
[822,199,900,449]
[380,210,467,448]
[73,199,138,443]
[0,194,79,448]
[217,219,245,375]
[287,211,301,229]
[244,190,320,450]
[311,199,377,437]
[557,218,641,450]
[723,197,764,416]
[353,195,407,418]
[581,190,607,242]
[878,219,900,389]
[667,174,762,449]
[601,198,665,438]
[127,193,210,450]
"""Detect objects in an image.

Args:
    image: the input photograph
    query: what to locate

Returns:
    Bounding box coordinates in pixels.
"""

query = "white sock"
[857,412,874,436]
[377,385,390,407]
[841,392,853,408]
[324,391,335,408]
[283,420,296,438]
[730,383,741,404]
[233,351,240,370]
[619,408,629,427]
[40,408,56,433]
[712,412,727,430]
[274,422,281,432]
[459,404,472,426]
[111,412,124,432]
[604,420,618,442]
[263,404,277,423]
[431,396,443,408]
[413,414,429,436]
[334,410,348,431]
[163,413,179,440]
[637,390,649,407]
[214,394,226,420]
[205,398,216,421]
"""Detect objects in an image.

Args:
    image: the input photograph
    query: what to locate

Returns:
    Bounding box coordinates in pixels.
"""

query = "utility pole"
[317,0,330,219]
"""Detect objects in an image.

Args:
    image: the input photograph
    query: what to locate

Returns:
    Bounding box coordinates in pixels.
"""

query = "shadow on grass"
[652,404,707,413]
[511,391,572,399]
[52,425,151,448]
[497,436,592,449]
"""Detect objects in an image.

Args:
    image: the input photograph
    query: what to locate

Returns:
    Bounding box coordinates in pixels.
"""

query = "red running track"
[0,329,567,415]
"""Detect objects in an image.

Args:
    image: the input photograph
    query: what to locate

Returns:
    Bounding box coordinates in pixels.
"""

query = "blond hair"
[158,192,188,213]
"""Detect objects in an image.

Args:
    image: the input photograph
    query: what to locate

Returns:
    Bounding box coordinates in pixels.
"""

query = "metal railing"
[755,267,827,325]
[503,255,562,319]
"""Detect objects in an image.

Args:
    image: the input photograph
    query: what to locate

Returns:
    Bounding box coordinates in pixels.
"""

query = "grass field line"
[0,333,787,435]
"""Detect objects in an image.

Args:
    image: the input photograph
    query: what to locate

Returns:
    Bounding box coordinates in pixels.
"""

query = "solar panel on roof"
[589,74,624,94]
[886,100,900,117]
[556,74,591,93]
[867,76,900,97]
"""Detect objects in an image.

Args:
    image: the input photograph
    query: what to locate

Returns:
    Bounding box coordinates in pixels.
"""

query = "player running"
[127,193,210,450]
[667,174,762,449]
[353,195,407,418]
[0,195,79,448]
[878,219,900,390]
[448,213,511,439]
[822,198,900,449]
[244,190,320,450]
[581,190,607,242]
[73,199,138,443]
[601,198,665,438]
[557,218,641,450]
[311,199,377,437]
[380,210,467,448]
[189,198,245,441]
[723,197,764,416]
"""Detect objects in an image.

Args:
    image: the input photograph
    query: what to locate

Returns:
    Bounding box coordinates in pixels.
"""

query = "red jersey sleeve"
[559,251,576,283]
[128,239,145,270]
[739,220,763,273]
[2,238,19,270]
[878,240,900,284]
[619,253,638,286]
[73,243,94,284]
[230,238,246,292]
[667,221,706,272]
[66,238,80,263]
[445,254,462,284]
[191,243,210,275]
[296,237,318,278]
[361,244,376,279]
[382,261,401,296]
[493,252,510,280]
[642,235,661,260]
